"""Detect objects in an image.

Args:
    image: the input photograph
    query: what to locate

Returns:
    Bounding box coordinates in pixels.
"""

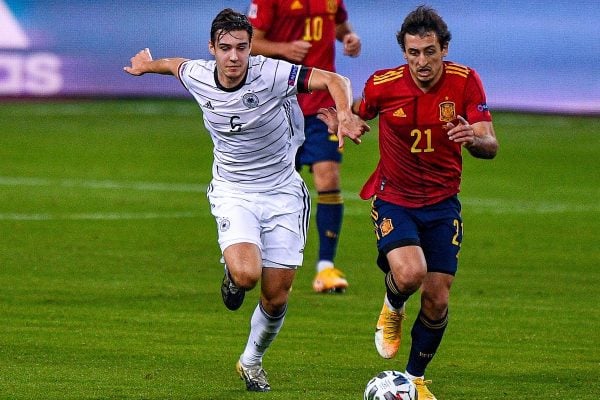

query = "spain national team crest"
[439,101,456,122]
[379,218,394,237]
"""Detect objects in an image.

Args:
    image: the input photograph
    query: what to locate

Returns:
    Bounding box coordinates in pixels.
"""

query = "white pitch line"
[0,176,206,193]
[0,211,203,221]
[461,197,600,214]
[1,176,597,216]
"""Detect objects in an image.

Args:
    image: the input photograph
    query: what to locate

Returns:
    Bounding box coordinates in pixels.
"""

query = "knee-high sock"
[406,310,448,377]
[240,302,286,366]
[385,271,410,310]
[316,190,343,263]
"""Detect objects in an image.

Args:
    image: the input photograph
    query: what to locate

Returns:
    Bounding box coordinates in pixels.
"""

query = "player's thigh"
[296,116,342,167]
[208,190,263,258]
[372,197,421,259]
[261,212,308,268]
[419,202,462,275]
[386,245,427,285]
[223,242,263,284]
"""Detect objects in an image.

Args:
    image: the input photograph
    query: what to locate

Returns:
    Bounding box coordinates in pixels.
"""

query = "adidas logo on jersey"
[393,107,407,118]
[203,101,214,110]
[290,0,303,10]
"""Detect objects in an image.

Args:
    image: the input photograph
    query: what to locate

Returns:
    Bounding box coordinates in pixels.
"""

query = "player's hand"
[284,40,312,63]
[343,33,361,57]
[123,48,153,76]
[337,110,371,149]
[318,107,370,146]
[316,107,339,134]
[446,115,476,146]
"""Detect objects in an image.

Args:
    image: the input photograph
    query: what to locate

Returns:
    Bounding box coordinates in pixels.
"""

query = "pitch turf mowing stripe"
[2,175,596,216]
[0,211,203,221]
[0,176,206,193]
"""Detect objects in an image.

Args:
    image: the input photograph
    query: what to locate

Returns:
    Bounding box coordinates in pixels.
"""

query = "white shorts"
[207,180,311,268]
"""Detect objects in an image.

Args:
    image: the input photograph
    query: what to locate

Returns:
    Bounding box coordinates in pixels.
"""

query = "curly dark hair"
[396,5,452,51]
[210,8,253,44]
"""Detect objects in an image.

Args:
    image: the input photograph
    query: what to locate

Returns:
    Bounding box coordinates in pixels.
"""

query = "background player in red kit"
[247,0,361,293]
[318,5,498,399]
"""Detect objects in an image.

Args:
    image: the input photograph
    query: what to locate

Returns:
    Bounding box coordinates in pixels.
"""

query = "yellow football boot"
[312,267,348,293]
[374,300,405,358]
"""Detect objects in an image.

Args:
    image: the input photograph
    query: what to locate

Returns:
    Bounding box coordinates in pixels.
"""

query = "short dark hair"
[396,5,452,51]
[210,8,253,44]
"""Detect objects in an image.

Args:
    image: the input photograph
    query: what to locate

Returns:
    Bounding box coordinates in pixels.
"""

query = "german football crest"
[439,101,456,122]
[218,217,231,232]
[242,92,259,109]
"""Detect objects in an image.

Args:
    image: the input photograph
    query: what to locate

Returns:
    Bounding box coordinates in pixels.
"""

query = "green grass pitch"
[1,99,598,399]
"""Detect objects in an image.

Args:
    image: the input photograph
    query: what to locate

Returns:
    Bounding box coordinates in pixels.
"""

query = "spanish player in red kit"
[319,6,498,399]
[247,0,361,293]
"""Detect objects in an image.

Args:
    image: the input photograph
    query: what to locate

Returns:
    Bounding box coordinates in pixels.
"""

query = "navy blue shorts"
[371,196,463,276]
[295,115,343,169]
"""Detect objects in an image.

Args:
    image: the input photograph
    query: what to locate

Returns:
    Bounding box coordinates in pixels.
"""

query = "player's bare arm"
[446,115,498,159]
[335,22,361,57]
[123,48,188,77]
[251,29,311,63]
[308,68,369,147]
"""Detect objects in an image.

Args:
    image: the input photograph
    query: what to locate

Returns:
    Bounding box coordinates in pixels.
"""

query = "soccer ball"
[364,370,417,400]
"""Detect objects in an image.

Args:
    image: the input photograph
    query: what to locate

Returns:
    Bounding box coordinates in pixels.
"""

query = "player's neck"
[214,67,248,91]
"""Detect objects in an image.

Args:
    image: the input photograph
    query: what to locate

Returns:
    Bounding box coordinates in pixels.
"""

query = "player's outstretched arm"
[309,68,369,147]
[123,48,188,77]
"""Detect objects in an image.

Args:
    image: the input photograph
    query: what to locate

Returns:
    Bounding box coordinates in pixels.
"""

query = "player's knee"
[231,268,260,290]
[421,291,449,319]
[389,261,427,293]
[260,296,288,317]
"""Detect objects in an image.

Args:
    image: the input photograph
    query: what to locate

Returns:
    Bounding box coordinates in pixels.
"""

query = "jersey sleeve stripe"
[297,66,312,93]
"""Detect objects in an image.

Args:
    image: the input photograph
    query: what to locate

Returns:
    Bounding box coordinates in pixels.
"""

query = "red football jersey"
[357,62,493,207]
[248,0,348,115]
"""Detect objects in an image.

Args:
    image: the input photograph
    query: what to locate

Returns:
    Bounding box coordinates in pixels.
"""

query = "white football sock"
[240,302,286,366]
[384,294,404,312]
[405,370,424,380]
[317,260,334,272]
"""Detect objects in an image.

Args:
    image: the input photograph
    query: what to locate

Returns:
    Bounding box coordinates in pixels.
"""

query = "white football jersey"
[179,55,306,193]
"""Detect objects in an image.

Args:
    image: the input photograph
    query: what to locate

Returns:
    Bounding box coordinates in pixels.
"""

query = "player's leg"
[372,198,427,358]
[376,245,427,358]
[237,187,308,391]
[239,267,295,366]
[208,186,263,311]
[404,272,453,400]
[404,196,462,400]
[311,159,348,292]
[221,242,262,310]
[237,267,295,392]
[299,116,346,293]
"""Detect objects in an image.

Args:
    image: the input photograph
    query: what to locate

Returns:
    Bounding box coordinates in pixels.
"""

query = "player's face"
[209,30,251,88]
[403,32,448,90]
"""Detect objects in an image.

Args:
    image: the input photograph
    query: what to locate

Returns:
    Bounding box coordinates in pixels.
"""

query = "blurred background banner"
[1,0,598,114]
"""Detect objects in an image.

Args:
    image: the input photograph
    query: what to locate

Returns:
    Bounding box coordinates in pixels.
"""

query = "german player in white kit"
[124,8,368,392]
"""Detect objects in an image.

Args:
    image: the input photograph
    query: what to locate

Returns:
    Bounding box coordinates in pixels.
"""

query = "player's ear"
[441,43,449,57]
[208,40,216,56]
